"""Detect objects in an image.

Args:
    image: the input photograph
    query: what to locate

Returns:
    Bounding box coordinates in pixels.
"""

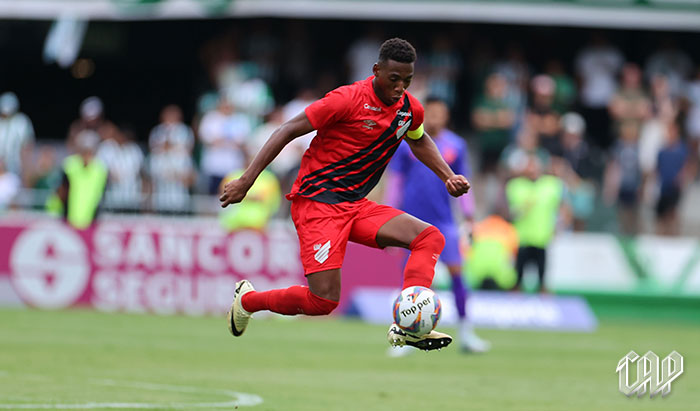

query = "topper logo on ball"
[400,297,432,318]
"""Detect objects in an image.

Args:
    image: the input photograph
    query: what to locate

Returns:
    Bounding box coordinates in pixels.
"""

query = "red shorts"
[290,196,404,275]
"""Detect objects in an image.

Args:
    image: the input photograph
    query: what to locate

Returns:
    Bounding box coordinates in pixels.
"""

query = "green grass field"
[0,308,698,410]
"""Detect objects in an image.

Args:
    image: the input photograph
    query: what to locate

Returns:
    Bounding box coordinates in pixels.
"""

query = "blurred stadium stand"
[1,0,700,320]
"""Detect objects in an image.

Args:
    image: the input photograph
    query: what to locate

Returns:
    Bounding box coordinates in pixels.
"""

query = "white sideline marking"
[0,378,263,409]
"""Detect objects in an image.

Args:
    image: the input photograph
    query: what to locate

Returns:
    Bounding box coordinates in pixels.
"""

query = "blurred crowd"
[1,28,699,238]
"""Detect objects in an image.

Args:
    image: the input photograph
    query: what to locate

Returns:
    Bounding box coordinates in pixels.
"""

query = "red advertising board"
[0,216,305,315]
[0,215,405,315]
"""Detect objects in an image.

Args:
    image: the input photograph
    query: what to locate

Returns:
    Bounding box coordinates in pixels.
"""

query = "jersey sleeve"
[405,95,425,140]
[304,87,351,130]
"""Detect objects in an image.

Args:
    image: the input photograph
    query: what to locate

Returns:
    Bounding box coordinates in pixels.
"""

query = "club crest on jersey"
[396,118,412,139]
[362,119,377,130]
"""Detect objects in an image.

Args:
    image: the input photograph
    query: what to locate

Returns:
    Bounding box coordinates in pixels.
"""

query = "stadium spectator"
[649,74,679,122]
[500,124,550,180]
[556,113,596,231]
[198,95,253,194]
[386,97,489,354]
[149,104,195,154]
[0,159,20,211]
[97,128,145,211]
[492,44,530,116]
[219,160,281,232]
[27,145,61,209]
[639,75,677,190]
[557,112,597,181]
[0,91,34,185]
[425,35,461,109]
[222,70,275,122]
[644,38,693,100]
[575,33,624,150]
[603,121,643,235]
[67,96,118,150]
[609,63,652,144]
[53,130,108,229]
[147,136,195,214]
[506,154,564,293]
[28,146,59,189]
[544,59,577,114]
[526,74,561,154]
[466,214,518,291]
[655,120,689,236]
[471,72,516,173]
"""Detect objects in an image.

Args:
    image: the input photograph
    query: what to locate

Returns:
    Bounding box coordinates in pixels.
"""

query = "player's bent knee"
[306,290,339,316]
[409,225,445,254]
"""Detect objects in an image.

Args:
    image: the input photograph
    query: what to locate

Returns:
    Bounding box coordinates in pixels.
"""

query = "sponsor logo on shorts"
[314,240,331,264]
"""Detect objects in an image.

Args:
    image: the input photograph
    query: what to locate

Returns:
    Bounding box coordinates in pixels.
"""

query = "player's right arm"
[219,112,314,207]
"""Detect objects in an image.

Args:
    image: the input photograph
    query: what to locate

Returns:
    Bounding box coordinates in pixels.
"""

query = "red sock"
[241,285,339,316]
[403,226,445,288]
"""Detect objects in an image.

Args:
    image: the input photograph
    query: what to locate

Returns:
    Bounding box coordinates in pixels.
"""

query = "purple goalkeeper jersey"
[389,129,471,226]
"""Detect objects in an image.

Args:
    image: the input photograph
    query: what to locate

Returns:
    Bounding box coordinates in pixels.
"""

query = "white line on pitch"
[0,378,263,409]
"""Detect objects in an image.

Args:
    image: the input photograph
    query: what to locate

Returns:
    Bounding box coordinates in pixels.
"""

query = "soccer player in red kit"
[220,38,470,351]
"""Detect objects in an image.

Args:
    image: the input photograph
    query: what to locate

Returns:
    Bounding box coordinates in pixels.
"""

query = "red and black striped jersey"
[286,76,424,204]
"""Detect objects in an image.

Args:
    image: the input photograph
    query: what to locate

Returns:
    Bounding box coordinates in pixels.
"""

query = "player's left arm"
[404,129,470,197]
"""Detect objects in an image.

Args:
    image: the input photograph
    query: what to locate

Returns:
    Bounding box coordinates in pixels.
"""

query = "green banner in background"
[547,233,700,297]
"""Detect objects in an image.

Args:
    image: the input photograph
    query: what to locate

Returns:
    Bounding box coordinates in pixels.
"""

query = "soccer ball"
[392,286,442,337]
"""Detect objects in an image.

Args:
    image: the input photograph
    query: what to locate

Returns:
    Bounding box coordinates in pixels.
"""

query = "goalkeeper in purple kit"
[386,97,490,353]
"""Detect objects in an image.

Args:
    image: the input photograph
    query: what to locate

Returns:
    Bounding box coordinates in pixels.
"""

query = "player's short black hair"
[378,38,417,64]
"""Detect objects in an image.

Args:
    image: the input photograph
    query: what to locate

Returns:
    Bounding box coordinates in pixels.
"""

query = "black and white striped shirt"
[0,112,34,176]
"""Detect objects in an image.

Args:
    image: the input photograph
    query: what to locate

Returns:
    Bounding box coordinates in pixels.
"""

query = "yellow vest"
[62,154,108,229]
[506,175,563,248]
[220,169,281,231]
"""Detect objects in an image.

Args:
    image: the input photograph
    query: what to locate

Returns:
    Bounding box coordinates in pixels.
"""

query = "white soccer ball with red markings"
[392,286,442,337]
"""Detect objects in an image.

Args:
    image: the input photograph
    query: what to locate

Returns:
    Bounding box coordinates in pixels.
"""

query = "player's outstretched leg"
[227,275,339,337]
